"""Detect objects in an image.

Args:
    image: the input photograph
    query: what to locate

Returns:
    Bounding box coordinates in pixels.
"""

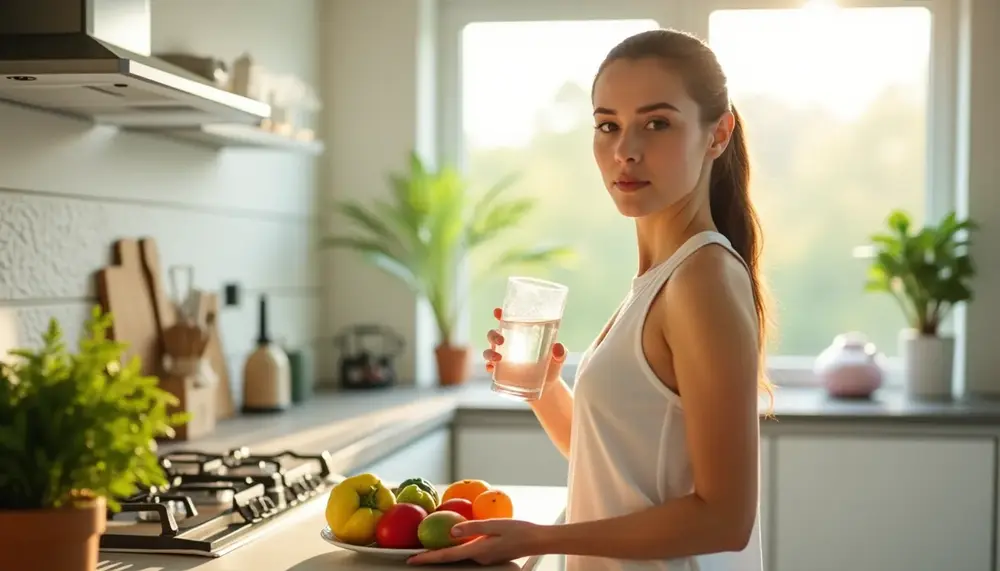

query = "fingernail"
[451,528,464,537]
[497,335,504,344]
[554,344,565,357]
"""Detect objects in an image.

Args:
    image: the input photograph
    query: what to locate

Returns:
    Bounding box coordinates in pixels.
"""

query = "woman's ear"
[707,111,736,159]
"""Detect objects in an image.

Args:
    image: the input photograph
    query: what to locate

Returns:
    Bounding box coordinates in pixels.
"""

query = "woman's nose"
[614,129,642,164]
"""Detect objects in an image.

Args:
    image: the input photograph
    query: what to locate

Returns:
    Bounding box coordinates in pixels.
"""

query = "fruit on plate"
[396,484,437,513]
[375,503,428,549]
[418,510,467,549]
[395,477,441,506]
[436,498,475,520]
[472,489,514,519]
[325,473,397,545]
[441,479,491,504]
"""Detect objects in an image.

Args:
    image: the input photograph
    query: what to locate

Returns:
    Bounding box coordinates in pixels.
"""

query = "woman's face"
[592,57,725,218]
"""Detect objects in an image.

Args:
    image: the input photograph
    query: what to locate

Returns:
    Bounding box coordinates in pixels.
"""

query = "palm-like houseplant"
[864,209,977,398]
[322,151,574,385]
[0,307,187,571]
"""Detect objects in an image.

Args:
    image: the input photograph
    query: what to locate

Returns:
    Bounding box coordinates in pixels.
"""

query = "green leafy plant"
[864,209,977,336]
[0,306,188,511]
[321,151,575,346]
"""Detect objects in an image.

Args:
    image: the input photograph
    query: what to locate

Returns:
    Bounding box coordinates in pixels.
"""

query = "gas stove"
[99,447,340,557]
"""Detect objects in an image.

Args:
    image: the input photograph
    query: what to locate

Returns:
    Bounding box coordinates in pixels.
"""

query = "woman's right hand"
[484,307,567,383]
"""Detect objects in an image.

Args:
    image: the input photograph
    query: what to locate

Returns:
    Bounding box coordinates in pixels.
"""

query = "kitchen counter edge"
[164,383,1000,459]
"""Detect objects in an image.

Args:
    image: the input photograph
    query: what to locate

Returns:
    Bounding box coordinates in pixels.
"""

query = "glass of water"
[491,276,569,401]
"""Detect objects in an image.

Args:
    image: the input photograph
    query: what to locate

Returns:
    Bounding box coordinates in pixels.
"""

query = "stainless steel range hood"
[0,0,271,127]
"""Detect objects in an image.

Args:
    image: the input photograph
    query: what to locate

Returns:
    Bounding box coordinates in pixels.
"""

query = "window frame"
[437,0,959,388]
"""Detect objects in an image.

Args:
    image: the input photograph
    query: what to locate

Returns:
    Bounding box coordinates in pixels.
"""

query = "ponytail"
[709,106,774,406]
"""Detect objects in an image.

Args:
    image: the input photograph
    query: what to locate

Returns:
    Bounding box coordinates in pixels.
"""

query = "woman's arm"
[539,249,761,559]
[488,307,574,459]
[527,365,574,458]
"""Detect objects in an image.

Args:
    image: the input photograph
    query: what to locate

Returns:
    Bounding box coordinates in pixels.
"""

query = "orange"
[441,479,491,504]
[472,489,514,520]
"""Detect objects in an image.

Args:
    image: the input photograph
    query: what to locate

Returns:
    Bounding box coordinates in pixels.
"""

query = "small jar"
[813,332,885,398]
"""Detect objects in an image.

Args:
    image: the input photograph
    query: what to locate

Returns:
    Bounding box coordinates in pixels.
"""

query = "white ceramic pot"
[899,329,955,399]
[814,332,885,398]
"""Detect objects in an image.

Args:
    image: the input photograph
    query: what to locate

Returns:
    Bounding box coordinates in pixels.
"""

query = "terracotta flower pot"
[435,344,471,386]
[0,495,107,571]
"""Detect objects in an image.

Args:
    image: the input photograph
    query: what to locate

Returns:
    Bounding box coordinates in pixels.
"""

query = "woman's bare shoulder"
[661,243,758,344]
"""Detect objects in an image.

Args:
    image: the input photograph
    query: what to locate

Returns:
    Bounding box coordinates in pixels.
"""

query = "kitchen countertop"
[156,382,1000,460]
[454,382,1000,424]
[106,382,1000,571]
[97,485,568,571]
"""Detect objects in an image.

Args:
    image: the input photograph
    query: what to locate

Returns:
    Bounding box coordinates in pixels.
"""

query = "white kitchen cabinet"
[354,426,452,486]
[456,425,568,486]
[772,435,994,571]
[759,436,772,571]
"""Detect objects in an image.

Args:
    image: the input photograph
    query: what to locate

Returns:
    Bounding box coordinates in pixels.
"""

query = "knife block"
[159,373,216,441]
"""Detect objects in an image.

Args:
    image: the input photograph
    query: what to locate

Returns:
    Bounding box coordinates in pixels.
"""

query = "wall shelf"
[134,123,325,155]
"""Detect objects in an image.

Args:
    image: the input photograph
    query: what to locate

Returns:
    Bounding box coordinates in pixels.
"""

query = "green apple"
[417,510,466,549]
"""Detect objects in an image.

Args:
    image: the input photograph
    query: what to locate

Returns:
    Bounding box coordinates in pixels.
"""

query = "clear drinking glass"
[491,276,569,401]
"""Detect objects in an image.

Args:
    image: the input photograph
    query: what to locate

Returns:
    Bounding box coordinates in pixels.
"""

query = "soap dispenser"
[242,294,291,412]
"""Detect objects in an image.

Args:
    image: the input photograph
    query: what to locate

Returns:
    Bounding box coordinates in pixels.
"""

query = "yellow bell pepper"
[325,473,397,545]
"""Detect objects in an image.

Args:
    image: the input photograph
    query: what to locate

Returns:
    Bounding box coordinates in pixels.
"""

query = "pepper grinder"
[242,294,291,412]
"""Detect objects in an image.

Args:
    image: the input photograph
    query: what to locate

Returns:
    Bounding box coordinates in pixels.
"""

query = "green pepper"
[395,484,437,513]
[396,477,440,506]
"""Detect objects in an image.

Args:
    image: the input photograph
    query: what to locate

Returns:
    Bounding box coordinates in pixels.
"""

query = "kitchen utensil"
[197,292,235,419]
[334,324,404,390]
[159,374,216,440]
[168,264,200,321]
[162,316,214,387]
[286,347,310,404]
[159,313,216,438]
[319,527,426,560]
[492,276,569,401]
[242,294,291,412]
[814,332,885,398]
[95,239,160,377]
[138,237,177,342]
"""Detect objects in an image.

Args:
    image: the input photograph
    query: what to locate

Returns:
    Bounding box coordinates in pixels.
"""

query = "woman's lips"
[614,179,650,192]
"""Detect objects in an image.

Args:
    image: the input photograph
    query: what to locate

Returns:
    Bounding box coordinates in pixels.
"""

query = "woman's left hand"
[406,518,546,566]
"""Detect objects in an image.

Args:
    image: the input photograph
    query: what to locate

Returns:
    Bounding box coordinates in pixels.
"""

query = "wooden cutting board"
[139,237,177,338]
[198,292,235,419]
[96,239,161,377]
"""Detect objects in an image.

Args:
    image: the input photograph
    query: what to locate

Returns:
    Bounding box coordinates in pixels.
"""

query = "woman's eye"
[595,122,618,133]
[645,119,670,130]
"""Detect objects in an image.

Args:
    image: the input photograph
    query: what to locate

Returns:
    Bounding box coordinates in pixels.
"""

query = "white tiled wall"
[0,0,322,401]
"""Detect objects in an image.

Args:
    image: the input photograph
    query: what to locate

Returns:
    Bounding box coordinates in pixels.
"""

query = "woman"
[408,27,772,570]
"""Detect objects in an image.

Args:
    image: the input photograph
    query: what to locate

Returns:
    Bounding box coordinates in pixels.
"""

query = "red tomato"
[375,503,427,549]
[435,498,475,520]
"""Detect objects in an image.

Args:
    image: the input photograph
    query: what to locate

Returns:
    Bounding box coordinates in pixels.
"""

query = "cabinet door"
[456,426,568,486]
[355,427,452,486]
[760,436,772,571]
[773,435,994,571]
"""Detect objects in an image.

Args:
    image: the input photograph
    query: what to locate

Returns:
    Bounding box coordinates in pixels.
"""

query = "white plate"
[320,526,428,560]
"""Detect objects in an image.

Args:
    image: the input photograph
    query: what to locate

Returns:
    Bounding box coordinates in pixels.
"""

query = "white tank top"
[564,230,763,571]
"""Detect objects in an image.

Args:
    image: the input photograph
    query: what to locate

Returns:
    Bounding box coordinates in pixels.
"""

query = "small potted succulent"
[0,307,187,571]
[864,209,977,398]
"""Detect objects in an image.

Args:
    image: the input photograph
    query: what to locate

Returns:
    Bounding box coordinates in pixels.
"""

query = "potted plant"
[864,209,977,398]
[0,307,187,571]
[322,151,574,386]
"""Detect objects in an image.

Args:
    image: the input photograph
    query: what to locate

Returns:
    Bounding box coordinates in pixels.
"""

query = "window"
[443,1,950,385]
[707,6,932,360]
[460,19,660,356]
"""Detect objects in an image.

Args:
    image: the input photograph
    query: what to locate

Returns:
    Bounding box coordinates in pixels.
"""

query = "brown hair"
[594,29,774,405]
